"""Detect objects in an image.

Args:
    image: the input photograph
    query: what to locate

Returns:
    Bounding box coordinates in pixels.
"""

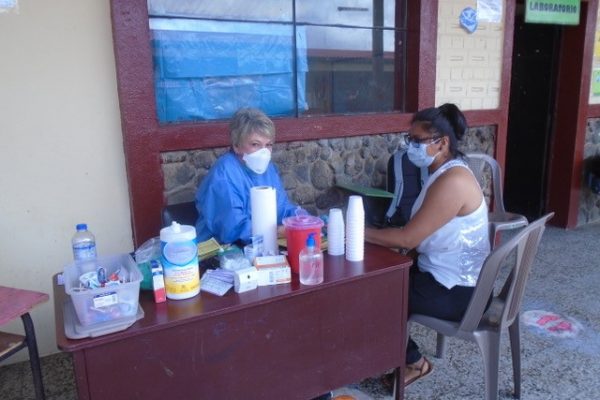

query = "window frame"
[110,0,513,245]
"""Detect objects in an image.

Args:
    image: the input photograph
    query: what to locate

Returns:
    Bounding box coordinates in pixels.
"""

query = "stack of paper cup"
[327,208,345,256]
[345,195,365,261]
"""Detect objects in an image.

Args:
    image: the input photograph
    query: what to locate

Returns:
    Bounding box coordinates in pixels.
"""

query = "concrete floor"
[1,223,599,399]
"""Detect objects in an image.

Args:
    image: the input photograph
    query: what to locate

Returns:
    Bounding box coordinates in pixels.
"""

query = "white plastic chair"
[465,153,529,248]
[409,212,554,400]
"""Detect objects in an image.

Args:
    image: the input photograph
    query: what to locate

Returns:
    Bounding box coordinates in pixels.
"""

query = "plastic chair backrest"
[465,153,506,213]
[458,212,554,333]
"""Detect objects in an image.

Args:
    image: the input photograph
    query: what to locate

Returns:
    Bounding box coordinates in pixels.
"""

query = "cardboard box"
[254,255,291,286]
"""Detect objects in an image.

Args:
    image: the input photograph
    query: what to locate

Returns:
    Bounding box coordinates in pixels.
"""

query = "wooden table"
[1,286,49,400]
[54,244,412,400]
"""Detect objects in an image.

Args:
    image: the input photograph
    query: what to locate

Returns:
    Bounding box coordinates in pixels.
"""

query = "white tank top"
[410,159,490,289]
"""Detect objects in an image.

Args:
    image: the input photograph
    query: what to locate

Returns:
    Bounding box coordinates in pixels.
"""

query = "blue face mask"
[407,139,441,168]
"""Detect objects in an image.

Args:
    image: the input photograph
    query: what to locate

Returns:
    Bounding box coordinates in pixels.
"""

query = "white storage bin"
[64,253,142,326]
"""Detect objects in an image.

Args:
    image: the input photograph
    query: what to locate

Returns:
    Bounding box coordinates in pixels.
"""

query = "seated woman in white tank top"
[365,103,490,387]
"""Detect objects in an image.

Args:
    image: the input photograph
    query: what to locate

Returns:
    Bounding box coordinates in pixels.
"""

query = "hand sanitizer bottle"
[299,233,324,285]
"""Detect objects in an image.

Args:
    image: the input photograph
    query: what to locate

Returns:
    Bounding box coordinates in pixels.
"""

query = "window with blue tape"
[151,19,307,123]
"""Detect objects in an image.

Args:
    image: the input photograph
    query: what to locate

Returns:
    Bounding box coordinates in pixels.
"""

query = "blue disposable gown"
[195,150,299,244]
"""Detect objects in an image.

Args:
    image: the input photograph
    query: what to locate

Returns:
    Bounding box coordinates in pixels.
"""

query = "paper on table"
[197,237,223,260]
[336,183,394,198]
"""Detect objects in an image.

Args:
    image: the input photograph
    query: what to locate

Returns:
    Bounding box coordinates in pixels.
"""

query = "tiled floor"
[2,223,600,399]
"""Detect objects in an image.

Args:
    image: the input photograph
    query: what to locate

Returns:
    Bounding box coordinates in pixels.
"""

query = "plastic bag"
[134,237,161,290]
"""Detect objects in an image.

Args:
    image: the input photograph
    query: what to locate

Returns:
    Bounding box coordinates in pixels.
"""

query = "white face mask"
[242,148,271,174]
[407,140,441,168]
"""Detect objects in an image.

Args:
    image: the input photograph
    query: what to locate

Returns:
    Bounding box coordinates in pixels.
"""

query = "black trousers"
[406,267,475,364]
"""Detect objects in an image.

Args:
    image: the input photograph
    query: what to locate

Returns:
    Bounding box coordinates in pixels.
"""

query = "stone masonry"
[161,126,495,218]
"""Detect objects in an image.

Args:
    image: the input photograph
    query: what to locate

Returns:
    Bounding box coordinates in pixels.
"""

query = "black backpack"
[384,149,429,226]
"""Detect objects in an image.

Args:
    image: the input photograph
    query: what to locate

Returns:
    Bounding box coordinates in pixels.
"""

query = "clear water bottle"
[72,223,97,262]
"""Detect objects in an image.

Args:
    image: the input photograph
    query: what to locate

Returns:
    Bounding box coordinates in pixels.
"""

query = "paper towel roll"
[250,186,278,255]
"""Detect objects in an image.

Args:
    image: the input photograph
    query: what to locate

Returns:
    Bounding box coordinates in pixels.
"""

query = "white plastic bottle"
[299,233,324,285]
[160,221,201,300]
[72,223,97,262]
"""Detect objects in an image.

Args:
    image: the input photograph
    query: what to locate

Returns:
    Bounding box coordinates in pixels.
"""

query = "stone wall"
[161,126,496,216]
[578,118,600,225]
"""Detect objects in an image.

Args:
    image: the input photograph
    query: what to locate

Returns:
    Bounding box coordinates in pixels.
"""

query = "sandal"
[404,357,433,387]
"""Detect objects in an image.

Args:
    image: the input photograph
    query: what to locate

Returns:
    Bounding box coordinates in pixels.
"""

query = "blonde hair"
[229,108,275,148]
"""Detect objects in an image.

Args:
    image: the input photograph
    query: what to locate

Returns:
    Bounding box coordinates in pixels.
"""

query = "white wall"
[0,0,133,363]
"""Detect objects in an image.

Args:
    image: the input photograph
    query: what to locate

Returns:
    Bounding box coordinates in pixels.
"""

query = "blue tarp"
[151,19,307,122]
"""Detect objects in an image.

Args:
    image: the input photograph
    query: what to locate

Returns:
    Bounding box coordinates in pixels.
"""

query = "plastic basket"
[64,253,142,326]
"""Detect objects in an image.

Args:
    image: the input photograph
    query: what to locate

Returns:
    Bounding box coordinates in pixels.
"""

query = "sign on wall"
[590,8,600,103]
[525,0,580,25]
[592,70,600,96]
